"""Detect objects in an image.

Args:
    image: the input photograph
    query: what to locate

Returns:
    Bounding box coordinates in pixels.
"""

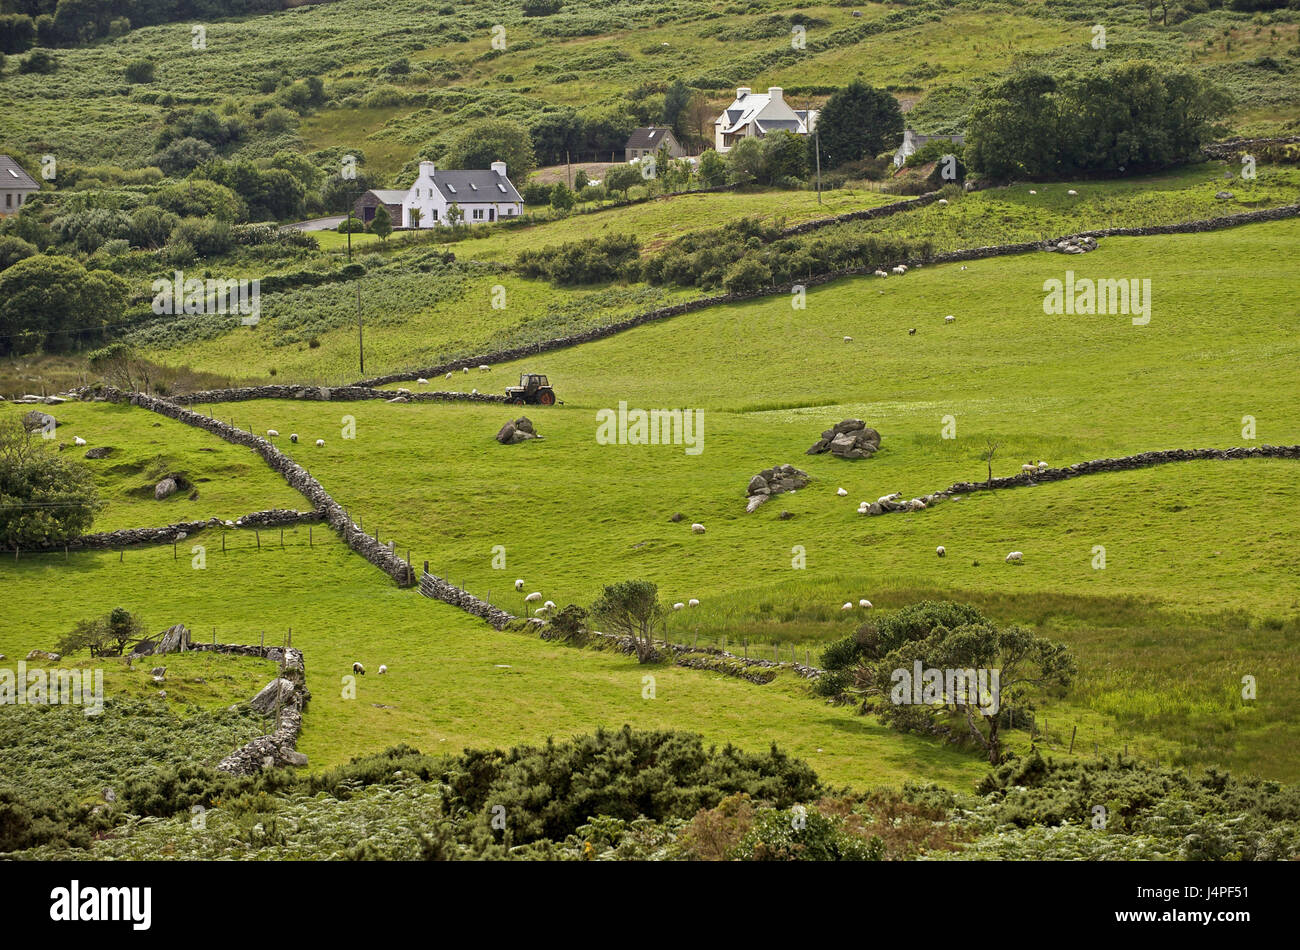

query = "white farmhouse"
[714,87,817,153]
[403,160,523,228]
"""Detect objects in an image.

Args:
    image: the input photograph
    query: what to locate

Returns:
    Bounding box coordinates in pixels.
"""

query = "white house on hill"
[403,160,523,228]
[714,87,817,153]
[0,154,39,216]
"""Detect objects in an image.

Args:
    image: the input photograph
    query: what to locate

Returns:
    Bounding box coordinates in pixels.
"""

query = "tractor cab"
[504,373,557,406]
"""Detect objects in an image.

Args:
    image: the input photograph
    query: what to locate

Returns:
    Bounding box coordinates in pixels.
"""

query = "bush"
[56,608,145,658]
[124,59,153,83]
[516,232,640,285]
[336,214,366,233]
[0,416,102,549]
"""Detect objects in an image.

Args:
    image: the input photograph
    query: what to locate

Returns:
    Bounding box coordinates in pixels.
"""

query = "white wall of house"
[403,160,523,228]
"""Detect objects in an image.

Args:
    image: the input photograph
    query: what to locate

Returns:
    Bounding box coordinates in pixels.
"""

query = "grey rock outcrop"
[84,446,113,459]
[496,416,541,444]
[22,410,55,432]
[249,678,296,715]
[807,419,881,459]
[1045,235,1098,254]
[130,623,191,658]
[154,477,178,500]
[746,464,810,511]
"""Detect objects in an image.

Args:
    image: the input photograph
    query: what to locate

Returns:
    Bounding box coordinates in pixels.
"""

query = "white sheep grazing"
[1029,189,1037,195]
[316,439,325,447]
[944,315,955,324]
[471,388,478,395]
[1006,551,1024,563]
[543,600,556,611]
[1021,463,1037,475]
[937,198,948,205]
[688,598,699,607]
[859,599,873,609]
[877,492,901,504]
[74,436,87,446]
[843,336,853,343]
[515,579,525,591]
[352,662,365,675]
[874,269,888,278]
[673,602,685,611]
[378,664,388,675]
[479,365,491,372]
[524,592,542,603]
[462,366,470,374]
[1037,460,1048,470]
[534,607,548,617]
[691,523,705,534]
[960,265,968,271]
[267,429,279,438]
[1067,189,1078,196]
[892,265,906,275]
[842,602,854,611]
[445,372,452,380]
[417,378,428,385]
[936,545,946,557]
[290,433,298,443]
[837,487,848,496]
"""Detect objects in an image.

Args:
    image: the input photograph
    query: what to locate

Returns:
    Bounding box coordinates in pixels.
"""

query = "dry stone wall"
[167,384,505,405]
[36,509,321,551]
[419,572,515,629]
[84,387,418,587]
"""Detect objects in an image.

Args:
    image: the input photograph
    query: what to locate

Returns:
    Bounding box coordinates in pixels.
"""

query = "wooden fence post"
[1069,724,1077,754]
[255,530,260,550]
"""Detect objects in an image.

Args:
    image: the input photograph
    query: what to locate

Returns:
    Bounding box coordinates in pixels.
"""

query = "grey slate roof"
[0,155,40,190]
[431,169,522,204]
[369,189,408,204]
[625,127,675,150]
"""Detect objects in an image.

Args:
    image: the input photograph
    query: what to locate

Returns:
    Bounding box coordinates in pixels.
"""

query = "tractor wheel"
[537,389,556,406]
[507,397,524,406]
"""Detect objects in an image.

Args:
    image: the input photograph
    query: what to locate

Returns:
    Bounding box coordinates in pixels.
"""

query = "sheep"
[479,365,491,373]
[1037,460,1048,470]
[688,598,699,607]
[673,602,684,611]
[352,662,365,675]
[842,602,854,611]
[908,328,917,335]
[944,315,955,324]
[462,366,470,374]
[937,198,948,205]
[1028,189,1037,195]
[471,388,479,395]
[1006,551,1023,563]
[859,599,873,609]
[543,600,556,611]
[878,492,901,504]
[960,265,968,271]
[378,664,388,675]
[691,523,705,534]
[515,579,525,591]
[892,265,906,275]
[417,378,428,385]
[874,269,888,278]
[843,335,853,343]
[316,439,325,447]
[290,433,298,443]
[906,498,927,511]
[837,487,848,496]
[936,545,946,557]
[524,592,542,603]
[73,436,87,446]
[1021,463,1037,475]
[445,372,452,380]
[267,429,279,438]
[534,607,548,617]
[1067,189,1078,196]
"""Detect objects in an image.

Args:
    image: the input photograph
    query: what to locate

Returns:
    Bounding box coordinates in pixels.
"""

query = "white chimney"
[768,86,784,102]
[419,160,436,178]
[490,160,507,178]
[736,87,751,99]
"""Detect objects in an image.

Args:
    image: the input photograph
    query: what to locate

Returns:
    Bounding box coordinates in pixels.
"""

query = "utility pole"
[346,182,354,262]
[566,150,572,189]
[356,281,364,375]
[815,128,822,205]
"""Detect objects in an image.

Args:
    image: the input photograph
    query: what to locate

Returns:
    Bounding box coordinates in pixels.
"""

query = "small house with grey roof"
[400,160,523,228]
[0,155,40,216]
[714,87,817,153]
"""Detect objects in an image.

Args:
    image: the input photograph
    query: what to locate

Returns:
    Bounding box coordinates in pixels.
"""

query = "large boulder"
[249,678,296,715]
[154,477,178,500]
[130,623,190,658]
[84,446,113,459]
[22,409,55,433]
[807,420,881,459]
[745,464,809,511]
[496,416,541,445]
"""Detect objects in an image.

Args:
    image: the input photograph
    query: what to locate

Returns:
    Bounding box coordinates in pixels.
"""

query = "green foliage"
[590,579,667,662]
[0,416,102,550]
[441,119,536,179]
[550,182,575,212]
[516,232,640,284]
[0,234,37,271]
[56,607,145,658]
[369,204,393,240]
[337,214,366,233]
[546,603,589,644]
[730,806,885,860]
[814,79,904,168]
[123,58,153,84]
[0,254,129,355]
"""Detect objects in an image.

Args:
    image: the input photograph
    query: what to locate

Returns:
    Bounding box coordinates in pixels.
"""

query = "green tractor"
[504,373,558,406]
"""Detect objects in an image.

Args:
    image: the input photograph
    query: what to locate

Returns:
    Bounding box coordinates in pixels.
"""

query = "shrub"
[0,416,102,549]
[123,59,153,83]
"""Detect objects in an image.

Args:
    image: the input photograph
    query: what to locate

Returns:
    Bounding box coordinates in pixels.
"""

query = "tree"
[369,204,392,240]
[965,70,1061,180]
[57,608,145,658]
[0,416,102,551]
[0,235,36,271]
[661,79,693,140]
[550,183,575,212]
[87,341,153,392]
[762,130,808,183]
[603,163,640,199]
[573,169,590,191]
[442,119,536,178]
[697,149,726,187]
[725,136,766,185]
[124,58,153,83]
[590,580,666,663]
[980,438,1001,486]
[0,255,129,355]
[445,203,463,226]
[812,79,903,168]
